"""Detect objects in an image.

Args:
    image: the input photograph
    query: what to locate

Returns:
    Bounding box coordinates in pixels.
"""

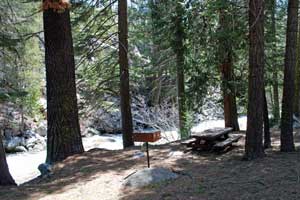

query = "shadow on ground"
[0,129,300,200]
[120,130,300,200]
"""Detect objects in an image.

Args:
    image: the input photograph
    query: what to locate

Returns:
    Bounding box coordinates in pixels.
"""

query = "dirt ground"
[1,129,300,200]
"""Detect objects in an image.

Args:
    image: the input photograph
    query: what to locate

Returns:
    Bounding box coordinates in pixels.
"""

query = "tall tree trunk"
[263,88,271,148]
[218,2,240,131]
[294,19,300,117]
[280,0,298,152]
[0,133,16,186]
[244,0,265,160]
[174,1,187,138]
[150,0,162,106]
[272,70,280,122]
[118,0,134,148]
[43,5,84,163]
[269,0,280,123]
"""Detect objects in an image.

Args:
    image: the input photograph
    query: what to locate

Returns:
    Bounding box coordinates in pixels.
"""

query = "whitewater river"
[7,134,124,185]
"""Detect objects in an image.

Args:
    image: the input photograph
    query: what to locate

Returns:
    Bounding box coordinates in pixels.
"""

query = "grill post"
[146,142,150,168]
[132,130,161,168]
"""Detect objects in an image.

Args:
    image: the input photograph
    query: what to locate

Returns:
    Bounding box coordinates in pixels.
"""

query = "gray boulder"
[123,167,178,188]
[86,127,101,136]
[38,163,53,177]
[35,121,47,136]
[5,137,25,152]
[15,146,27,152]
[25,134,46,150]
[3,129,13,140]
[93,108,122,133]
[293,115,300,129]
[24,130,36,138]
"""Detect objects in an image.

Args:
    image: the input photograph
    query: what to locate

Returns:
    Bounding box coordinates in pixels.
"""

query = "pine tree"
[0,133,16,186]
[294,19,300,117]
[244,0,265,160]
[269,0,280,123]
[118,0,134,148]
[280,0,299,152]
[263,88,271,148]
[173,1,187,138]
[43,1,84,163]
[218,0,239,131]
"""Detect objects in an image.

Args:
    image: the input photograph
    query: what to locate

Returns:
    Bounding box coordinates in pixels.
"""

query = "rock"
[87,127,100,136]
[23,130,36,139]
[293,115,300,129]
[92,108,122,133]
[5,137,25,152]
[2,139,7,148]
[123,167,178,188]
[14,146,27,152]
[4,128,21,138]
[3,129,13,140]
[32,142,46,151]
[38,163,53,177]
[25,137,36,149]
[35,121,47,136]
[25,134,46,150]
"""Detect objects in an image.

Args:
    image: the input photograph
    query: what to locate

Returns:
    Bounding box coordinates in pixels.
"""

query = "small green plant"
[197,184,205,194]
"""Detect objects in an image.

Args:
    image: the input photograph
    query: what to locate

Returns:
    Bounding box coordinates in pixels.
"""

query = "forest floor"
[1,129,300,200]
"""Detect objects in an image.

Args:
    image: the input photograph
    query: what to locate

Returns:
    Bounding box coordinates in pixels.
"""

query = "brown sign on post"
[133,131,161,143]
[132,130,161,168]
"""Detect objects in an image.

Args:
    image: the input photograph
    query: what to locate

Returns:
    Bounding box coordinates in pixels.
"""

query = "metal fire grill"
[133,130,161,168]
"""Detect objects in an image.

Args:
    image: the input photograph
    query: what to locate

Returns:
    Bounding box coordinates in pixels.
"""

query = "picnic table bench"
[212,134,242,150]
[181,127,242,152]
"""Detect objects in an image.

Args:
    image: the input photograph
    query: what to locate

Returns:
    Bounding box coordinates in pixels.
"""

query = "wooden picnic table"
[182,127,242,152]
[191,127,233,141]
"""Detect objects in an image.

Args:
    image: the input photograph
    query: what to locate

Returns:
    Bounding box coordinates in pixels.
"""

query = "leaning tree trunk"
[280,0,298,152]
[118,0,134,148]
[244,0,265,160]
[0,133,16,186]
[218,3,240,131]
[43,4,84,163]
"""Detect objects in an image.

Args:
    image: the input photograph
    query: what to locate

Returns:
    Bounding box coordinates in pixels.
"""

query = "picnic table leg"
[202,140,215,151]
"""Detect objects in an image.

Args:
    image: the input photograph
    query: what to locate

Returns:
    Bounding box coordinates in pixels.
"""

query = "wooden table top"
[191,127,233,141]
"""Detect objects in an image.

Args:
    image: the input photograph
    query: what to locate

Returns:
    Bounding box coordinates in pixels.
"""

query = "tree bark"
[118,0,134,148]
[269,0,280,123]
[294,18,300,117]
[174,1,187,138]
[280,0,298,152]
[43,6,84,163]
[263,88,271,148]
[0,133,16,186]
[244,0,265,160]
[218,2,240,131]
[149,0,163,106]
[272,69,280,122]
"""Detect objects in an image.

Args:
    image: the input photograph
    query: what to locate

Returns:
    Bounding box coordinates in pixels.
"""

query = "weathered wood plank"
[180,138,197,145]
[213,134,242,149]
[191,127,233,141]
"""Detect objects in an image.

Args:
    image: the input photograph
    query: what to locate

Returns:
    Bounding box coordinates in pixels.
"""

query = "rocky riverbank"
[7,133,124,184]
